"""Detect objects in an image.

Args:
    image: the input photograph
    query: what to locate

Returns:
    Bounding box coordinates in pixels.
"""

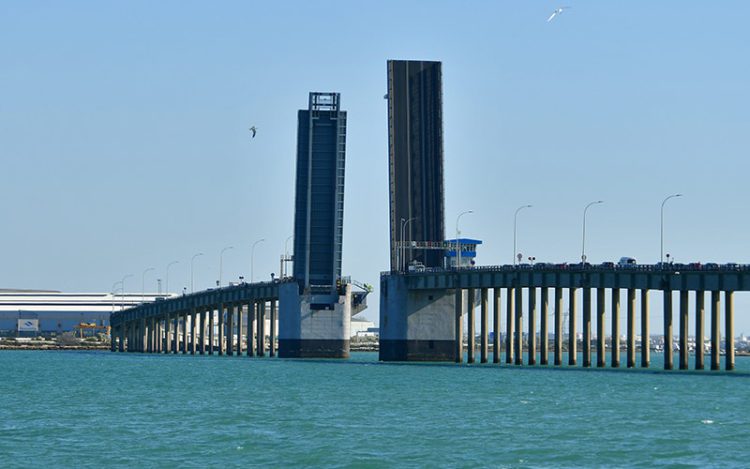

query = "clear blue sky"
[2,1,749,334]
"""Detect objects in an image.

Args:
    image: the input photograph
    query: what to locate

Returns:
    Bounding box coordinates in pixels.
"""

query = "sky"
[1,1,749,333]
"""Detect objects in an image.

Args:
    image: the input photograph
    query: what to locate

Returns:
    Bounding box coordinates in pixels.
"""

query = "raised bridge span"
[379,264,750,371]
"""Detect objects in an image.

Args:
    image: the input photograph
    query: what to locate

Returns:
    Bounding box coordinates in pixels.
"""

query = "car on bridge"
[618,257,637,267]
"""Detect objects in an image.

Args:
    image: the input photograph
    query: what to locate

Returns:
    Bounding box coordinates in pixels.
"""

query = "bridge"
[110,281,281,356]
[380,263,747,371]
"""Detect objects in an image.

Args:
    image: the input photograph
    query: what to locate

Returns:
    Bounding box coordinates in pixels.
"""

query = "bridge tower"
[279,92,354,358]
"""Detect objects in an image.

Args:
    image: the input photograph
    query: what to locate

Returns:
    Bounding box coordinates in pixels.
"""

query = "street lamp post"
[455,210,474,269]
[120,274,133,311]
[284,235,293,278]
[660,194,683,264]
[219,246,234,287]
[581,200,604,264]
[165,260,179,295]
[141,267,155,303]
[400,217,416,271]
[513,205,532,265]
[190,253,204,293]
[251,238,265,282]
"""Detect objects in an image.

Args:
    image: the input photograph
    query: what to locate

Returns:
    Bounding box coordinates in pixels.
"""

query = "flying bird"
[547,7,570,22]
[249,126,257,138]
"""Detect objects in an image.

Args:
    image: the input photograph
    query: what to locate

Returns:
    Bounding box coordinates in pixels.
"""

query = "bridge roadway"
[380,264,749,370]
[110,280,281,357]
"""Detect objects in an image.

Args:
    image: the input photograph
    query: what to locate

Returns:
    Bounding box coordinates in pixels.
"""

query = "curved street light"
[455,210,474,269]
[219,246,234,287]
[120,274,133,311]
[660,194,683,264]
[141,267,155,303]
[251,238,265,282]
[400,217,417,272]
[190,253,204,293]
[513,205,532,265]
[581,201,604,264]
[165,260,179,295]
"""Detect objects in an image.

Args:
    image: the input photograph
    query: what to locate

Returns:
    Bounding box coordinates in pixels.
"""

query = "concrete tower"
[279,92,352,358]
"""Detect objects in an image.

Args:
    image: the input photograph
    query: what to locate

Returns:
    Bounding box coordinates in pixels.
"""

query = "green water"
[1,351,748,468]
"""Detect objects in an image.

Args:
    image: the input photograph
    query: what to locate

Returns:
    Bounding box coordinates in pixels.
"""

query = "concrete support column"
[554,287,563,366]
[199,310,206,355]
[111,327,117,352]
[173,315,179,354]
[568,288,577,366]
[467,288,475,364]
[627,289,636,368]
[641,290,650,368]
[227,304,234,356]
[540,287,548,366]
[269,300,277,358]
[528,287,536,365]
[247,303,255,357]
[141,318,147,352]
[164,315,170,354]
[725,291,734,371]
[506,287,514,364]
[679,290,689,370]
[514,286,523,366]
[492,288,501,364]
[596,288,607,368]
[258,301,266,357]
[218,304,225,356]
[695,291,705,370]
[190,310,197,355]
[118,325,125,352]
[455,288,463,363]
[611,288,620,368]
[582,288,592,368]
[182,313,189,354]
[208,308,215,355]
[237,305,244,356]
[664,289,673,370]
[711,291,720,370]
[480,288,488,364]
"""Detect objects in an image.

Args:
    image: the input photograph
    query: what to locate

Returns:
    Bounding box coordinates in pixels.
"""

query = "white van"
[618,257,637,266]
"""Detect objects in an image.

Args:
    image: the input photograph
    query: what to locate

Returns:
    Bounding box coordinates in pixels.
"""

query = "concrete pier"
[679,291,689,370]
[627,289,635,368]
[506,287,514,364]
[695,291,705,369]
[514,286,522,366]
[611,289,620,368]
[269,300,277,357]
[480,288,488,364]
[467,288,475,364]
[528,287,536,365]
[208,309,215,355]
[218,304,225,356]
[540,287,548,366]
[199,310,206,355]
[711,291,720,371]
[227,304,234,356]
[583,288,591,368]
[641,290,649,368]
[247,303,255,357]
[664,290,673,370]
[258,300,265,357]
[164,315,170,354]
[173,315,179,354]
[455,288,463,363]
[596,288,607,368]
[190,310,197,355]
[492,288,500,364]
[568,288,577,366]
[554,287,562,366]
[237,304,244,356]
[726,291,734,371]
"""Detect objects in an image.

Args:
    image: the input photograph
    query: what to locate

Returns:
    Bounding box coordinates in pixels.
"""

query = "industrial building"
[0,289,170,336]
[387,60,446,270]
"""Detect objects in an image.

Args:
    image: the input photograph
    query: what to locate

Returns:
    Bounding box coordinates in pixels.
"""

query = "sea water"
[1,351,748,467]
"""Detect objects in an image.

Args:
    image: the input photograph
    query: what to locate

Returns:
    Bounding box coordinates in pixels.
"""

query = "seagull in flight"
[249,126,257,138]
[547,6,571,22]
